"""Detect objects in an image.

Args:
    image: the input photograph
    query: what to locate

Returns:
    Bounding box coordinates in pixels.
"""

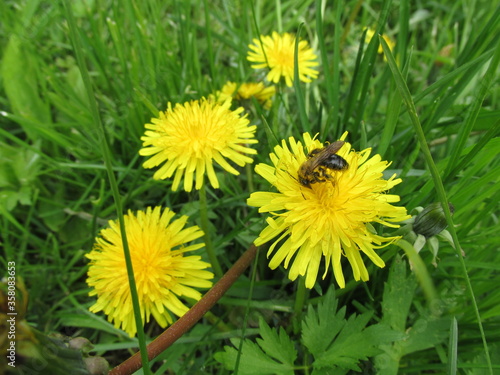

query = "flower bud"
[68,337,93,353]
[84,356,110,375]
[413,202,455,238]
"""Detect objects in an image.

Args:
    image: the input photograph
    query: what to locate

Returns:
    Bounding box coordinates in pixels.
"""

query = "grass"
[1,0,499,374]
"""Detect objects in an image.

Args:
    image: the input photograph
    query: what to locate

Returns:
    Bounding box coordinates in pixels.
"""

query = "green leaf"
[58,312,128,337]
[1,35,51,138]
[448,317,458,375]
[465,344,500,375]
[214,317,296,375]
[314,314,402,371]
[303,289,402,372]
[400,316,451,356]
[302,289,343,355]
[381,255,418,332]
[257,317,297,366]
[0,190,22,211]
[375,256,451,374]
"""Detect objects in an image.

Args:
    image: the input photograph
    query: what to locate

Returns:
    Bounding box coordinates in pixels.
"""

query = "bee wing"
[303,141,345,171]
[309,141,345,168]
[324,141,345,154]
[306,149,328,170]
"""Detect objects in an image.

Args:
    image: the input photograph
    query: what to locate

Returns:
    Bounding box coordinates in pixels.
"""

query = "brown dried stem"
[109,244,258,375]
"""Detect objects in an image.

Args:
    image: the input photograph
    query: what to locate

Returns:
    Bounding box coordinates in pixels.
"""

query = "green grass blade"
[444,45,500,179]
[274,0,283,32]
[318,0,343,139]
[203,0,217,87]
[342,28,365,137]
[352,0,393,135]
[377,83,402,157]
[456,5,500,66]
[294,23,309,133]
[377,51,411,157]
[62,2,152,373]
[445,119,500,183]
[396,0,409,65]
[380,35,493,375]
[413,49,494,105]
[315,0,333,108]
[395,239,437,303]
[448,317,458,375]
[343,0,392,139]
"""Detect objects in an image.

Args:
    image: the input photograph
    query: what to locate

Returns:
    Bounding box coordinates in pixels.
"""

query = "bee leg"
[311,170,323,183]
[308,148,321,158]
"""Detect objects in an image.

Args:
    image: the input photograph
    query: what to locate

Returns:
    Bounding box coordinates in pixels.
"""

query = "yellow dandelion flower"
[211,81,276,109]
[209,86,233,104]
[86,207,214,337]
[139,98,258,192]
[247,32,319,87]
[247,133,409,289]
[364,27,395,55]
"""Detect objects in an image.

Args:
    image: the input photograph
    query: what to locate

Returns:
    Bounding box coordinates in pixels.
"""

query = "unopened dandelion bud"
[84,356,110,375]
[413,202,455,238]
[68,337,93,353]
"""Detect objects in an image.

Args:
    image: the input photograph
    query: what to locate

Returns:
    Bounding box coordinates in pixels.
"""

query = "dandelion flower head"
[247,32,319,87]
[86,207,214,337]
[211,81,276,110]
[247,133,409,289]
[364,27,395,55]
[140,98,258,192]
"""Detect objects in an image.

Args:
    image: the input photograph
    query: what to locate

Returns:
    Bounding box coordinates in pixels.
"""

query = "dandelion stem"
[199,182,223,277]
[293,276,308,334]
[61,2,150,372]
[395,239,437,303]
[381,36,494,374]
[245,163,255,193]
[109,244,258,375]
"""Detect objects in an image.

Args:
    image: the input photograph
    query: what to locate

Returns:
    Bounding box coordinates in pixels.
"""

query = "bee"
[297,141,349,188]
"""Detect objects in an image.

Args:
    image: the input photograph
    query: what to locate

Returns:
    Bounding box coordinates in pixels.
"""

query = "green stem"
[293,276,308,334]
[245,163,255,194]
[293,23,309,133]
[62,2,151,373]
[199,182,223,277]
[109,244,258,375]
[381,36,493,374]
[274,0,282,32]
[395,239,437,303]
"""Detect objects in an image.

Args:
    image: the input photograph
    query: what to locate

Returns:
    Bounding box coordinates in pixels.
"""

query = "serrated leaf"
[400,316,450,356]
[214,318,296,375]
[381,255,418,331]
[257,317,297,365]
[465,344,500,375]
[315,315,402,371]
[302,289,345,355]
[311,367,348,375]
[375,256,451,374]
[302,289,402,372]
[214,340,287,375]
